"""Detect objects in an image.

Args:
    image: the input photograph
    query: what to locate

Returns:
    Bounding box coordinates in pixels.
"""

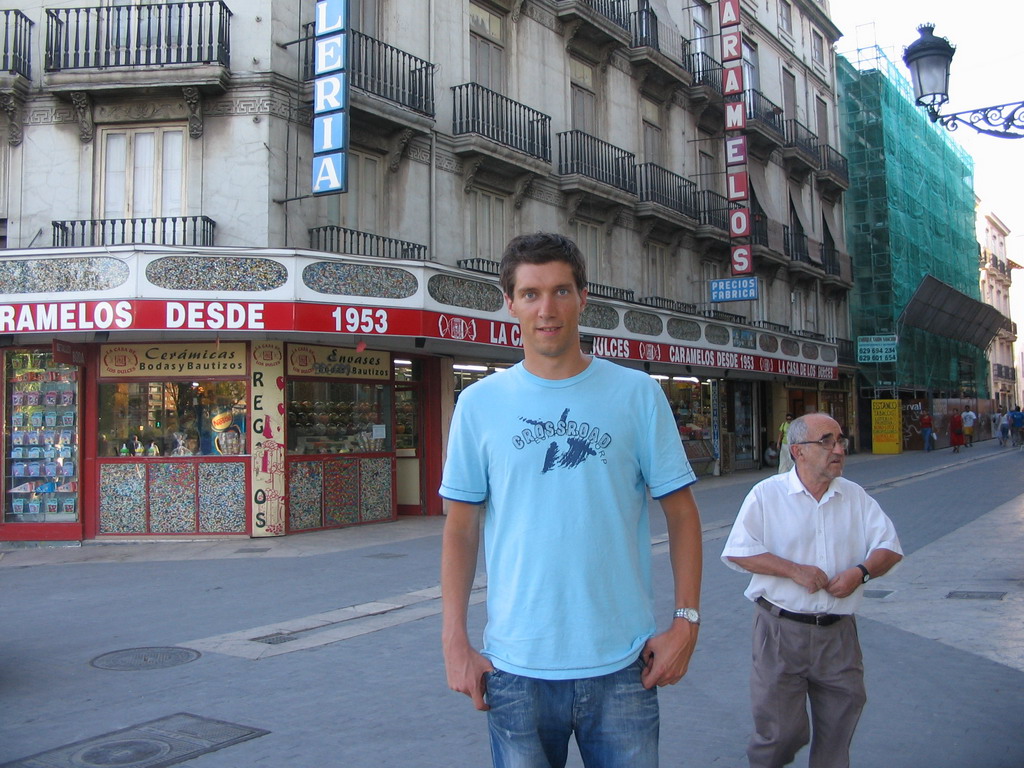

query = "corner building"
[0,0,853,542]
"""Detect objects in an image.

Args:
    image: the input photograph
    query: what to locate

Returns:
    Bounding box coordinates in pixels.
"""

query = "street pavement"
[1,440,1022,767]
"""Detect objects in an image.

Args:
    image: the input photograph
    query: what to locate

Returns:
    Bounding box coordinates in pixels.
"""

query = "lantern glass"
[903,25,954,109]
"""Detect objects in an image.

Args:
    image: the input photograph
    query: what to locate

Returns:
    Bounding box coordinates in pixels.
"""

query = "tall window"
[642,242,668,297]
[698,148,719,194]
[641,98,662,164]
[782,69,797,119]
[336,149,382,232]
[691,1,711,57]
[815,97,830,145]
[100,125,185,220]
[742,40,759,92]
[791,288,804,331]
[811,31,825,64]
[570,58,597,134]
[468,189,506,261]
[575,220,603,283]
[823,297,838,339]
[350,0,378,37]
[779,0,793,35]
[470,2,504,92]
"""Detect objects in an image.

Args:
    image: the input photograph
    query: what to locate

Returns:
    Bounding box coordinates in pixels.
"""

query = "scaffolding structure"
[838,47,988,399]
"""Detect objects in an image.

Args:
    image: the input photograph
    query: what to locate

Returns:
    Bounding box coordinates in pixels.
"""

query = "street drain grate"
[946,590,1007,600]
[91,648,201,671]
[364,552,406,559]
[234,547,271,554]
[0,712,268,768]
[863,589,893,599]
[252,633,298,645]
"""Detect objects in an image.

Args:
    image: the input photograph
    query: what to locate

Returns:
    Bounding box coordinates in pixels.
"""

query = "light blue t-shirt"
[440,358,697,680]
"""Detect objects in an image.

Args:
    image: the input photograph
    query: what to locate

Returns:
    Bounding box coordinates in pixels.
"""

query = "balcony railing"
[688,51,722,93]
[636,163,698,219]
[831,337,856,366]
[993,363,1017,381]
[579,0,630,30]
[587,281,634,301]
[52,216,216,247]
[309,226,429,261]
[821,245,841,277]
[452,83,551,161]
[753,320,790,334]
[45,1,231,71]
[740,89,784,136]
[783,225,810,263]
[457,257,500,275]
[302,26,434,117]
[696,189,733,231]
[629,7,689,70]
[818,144,848,182]
[557,130,636,193]
[702,309,746,324]
[750,212,769,247]
[638,296,698,315]
[793,329,826,341]
[783,119,819,159]
[0,10,32,78]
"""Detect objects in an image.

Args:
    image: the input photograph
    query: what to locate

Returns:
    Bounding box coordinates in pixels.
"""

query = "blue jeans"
[922,427,932,451]
[485,657,659,768]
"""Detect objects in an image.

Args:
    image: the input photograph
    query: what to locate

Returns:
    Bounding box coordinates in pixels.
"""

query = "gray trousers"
[747,604,866,768]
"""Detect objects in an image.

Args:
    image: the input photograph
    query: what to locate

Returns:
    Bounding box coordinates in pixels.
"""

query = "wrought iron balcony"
[557,130,636,194]
[702,309,746,324]
[587,281,634,302]
[783,225,811,264]
[783,119,818,159]
[309,226,429,261]
[820,245,841,277]
[0,10,31,79]
[743,89,784,136]
[452,83,551,162]
[830,337,856,366]
[815,144,849,200]
[45,1,231,71]
[688,51,723,94]
[696,189,733,232]
[750,212,770,247]
[793,329,826,341]
[557,0,630,31]
[457,257,500,276]
[636,163,698,219]
[629,7,690,72]
[303,26,434,117]
[52,216,216,247]
[638,296,698,315]
[753,320,791,334]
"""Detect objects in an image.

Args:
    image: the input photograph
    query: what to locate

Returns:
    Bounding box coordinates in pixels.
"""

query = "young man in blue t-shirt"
[441,233,703,768]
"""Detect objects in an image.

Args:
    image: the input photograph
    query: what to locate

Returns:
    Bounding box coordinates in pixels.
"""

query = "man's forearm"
[440,501,482,649]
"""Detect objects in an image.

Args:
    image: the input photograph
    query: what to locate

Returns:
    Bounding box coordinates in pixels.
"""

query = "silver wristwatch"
[673,607,701,625]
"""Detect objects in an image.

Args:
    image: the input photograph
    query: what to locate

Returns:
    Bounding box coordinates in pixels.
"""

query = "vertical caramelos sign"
[720,0,752,275]
[312,0,350,194]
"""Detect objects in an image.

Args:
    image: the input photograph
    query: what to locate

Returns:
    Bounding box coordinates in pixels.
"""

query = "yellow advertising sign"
[250,341,286,537]
[99,342,247,377]
[287,343,390,380]
[871,399,903,454]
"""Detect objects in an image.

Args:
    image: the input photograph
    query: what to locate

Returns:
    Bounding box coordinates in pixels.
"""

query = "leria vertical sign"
[312,0,349,194]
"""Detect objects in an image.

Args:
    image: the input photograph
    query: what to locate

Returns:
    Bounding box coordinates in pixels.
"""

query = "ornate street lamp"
[903,24,1024,139]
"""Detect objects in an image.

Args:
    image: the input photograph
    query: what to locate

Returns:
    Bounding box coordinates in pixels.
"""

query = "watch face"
[677,608,700,623]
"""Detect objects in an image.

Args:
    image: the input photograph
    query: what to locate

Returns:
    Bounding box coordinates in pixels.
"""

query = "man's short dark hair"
[499,233,588,297]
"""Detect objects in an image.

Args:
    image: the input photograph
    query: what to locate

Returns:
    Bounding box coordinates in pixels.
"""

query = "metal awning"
[898,274,1006,349]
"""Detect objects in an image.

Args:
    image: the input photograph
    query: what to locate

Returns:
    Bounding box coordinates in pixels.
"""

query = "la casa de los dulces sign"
[0,299,838,381]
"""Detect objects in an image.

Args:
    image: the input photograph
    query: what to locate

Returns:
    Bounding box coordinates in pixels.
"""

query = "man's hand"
[790,563,830,593]
[640,620,699,689]
[444,641,494,711]
[826,567,863,598]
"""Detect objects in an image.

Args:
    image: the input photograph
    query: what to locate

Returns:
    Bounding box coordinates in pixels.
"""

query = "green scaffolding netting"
[837,48,988,397]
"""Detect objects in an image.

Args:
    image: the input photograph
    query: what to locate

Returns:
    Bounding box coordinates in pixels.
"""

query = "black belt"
[756,596,845,627]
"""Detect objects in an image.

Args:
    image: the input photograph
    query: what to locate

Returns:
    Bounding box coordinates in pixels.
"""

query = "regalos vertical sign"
[312,0,350,194]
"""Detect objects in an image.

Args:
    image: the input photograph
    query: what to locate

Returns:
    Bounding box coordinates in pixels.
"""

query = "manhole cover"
[74,738,172,766]
[91,647,201,671]
[946,590,1007,600]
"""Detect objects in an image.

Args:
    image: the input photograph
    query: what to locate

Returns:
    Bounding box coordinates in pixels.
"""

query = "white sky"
[828,0,1024,252]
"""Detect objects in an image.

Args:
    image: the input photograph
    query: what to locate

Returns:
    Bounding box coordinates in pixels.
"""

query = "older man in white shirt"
[722,413,903,768]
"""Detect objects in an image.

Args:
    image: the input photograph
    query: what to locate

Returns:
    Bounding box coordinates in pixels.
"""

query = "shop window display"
[286,380,392,454]
[98,380,247,457]
[5,350,80,523]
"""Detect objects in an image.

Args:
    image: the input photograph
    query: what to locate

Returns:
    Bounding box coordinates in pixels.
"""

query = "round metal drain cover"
[74,738,172,766]
[91,647,201,671]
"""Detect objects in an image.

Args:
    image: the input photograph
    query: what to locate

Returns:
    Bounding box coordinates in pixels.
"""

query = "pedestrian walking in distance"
[722,413,903,768]
[441,232,703,768]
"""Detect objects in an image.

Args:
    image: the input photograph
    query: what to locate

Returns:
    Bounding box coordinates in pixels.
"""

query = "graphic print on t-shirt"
[512,407,612,473]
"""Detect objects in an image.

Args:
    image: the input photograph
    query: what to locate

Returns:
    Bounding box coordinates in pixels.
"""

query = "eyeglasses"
[792,435,849,451]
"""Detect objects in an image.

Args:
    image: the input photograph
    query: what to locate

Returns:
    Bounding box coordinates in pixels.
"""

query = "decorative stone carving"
[513,172,535,209]
[70,91,94,143]
[0,92,23,146]
[387,128,414,172]
[183,86,203,138]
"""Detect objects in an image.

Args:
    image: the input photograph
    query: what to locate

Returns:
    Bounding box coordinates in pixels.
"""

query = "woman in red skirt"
[949,409,965,453]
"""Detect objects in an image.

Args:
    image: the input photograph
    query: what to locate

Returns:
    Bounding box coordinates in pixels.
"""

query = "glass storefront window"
[658,377,714,440]
[5,350,81,523]
[98,380,247,457]
[287,380,392,454]
[453,362,513,399]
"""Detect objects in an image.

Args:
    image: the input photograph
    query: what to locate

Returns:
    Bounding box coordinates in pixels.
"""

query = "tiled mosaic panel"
[623,310,663,336]
[705,325,730,345]
[580,303,619,330]
[198,462,247,533]
[303,262,418,298]
[427,274,504,312]
[781,338,800,356]
[288,461,324,530]
[668,318,702,341]
[759,334,780,352]
[2,257,129,293]
[146,255,288,291]
[99,463,147,533]
[359,458,394,522]
[820,345,837,362]
[802,343,819,360]
[323,457,360,526]
[149,462,197,533]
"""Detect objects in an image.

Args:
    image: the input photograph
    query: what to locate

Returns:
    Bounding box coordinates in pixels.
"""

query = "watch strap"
[856,563,870,583]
